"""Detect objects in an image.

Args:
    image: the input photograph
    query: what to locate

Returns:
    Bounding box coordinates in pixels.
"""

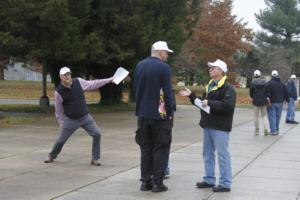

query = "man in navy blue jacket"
[266,70,289,135]
[286,74,298,124]
[134,41,174,193]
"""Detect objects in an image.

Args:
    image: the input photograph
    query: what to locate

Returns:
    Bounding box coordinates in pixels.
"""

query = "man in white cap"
[250,70,269,135]
[179,59,236,192]
[134,41,174,192]
[44,67,114,166]
[286,74,298,124]
[266,70,289,135]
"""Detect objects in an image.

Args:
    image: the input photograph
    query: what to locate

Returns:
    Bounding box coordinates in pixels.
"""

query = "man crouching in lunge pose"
[44,66,113,166]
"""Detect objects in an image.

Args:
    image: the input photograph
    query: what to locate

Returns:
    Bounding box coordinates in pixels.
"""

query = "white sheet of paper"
[194,98,210,114]
[113,67,129,85]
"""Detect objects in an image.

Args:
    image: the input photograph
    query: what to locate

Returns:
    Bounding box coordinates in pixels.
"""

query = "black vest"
[56,78,89,119]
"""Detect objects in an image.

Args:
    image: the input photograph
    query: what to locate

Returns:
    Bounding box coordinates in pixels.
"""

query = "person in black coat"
[266,70,289,135]
[180,59,235,192]
[249,70,269,135]
[285,74,298,124]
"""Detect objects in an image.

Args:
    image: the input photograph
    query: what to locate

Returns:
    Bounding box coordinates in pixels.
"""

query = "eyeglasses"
[62,73,71,77]
[208,66,219,71]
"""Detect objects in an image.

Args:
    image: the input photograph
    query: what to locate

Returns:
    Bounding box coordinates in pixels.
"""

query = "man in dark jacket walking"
[180,59,236,192]
[250,70,269,135]
[286,74,298,124]
[266,70,289,135]
[134,41,174,192]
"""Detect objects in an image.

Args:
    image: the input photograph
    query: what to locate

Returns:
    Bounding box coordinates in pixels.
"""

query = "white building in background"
[4,62,51,82]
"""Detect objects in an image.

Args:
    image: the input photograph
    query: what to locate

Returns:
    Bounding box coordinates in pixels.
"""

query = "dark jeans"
[135,118,172,184]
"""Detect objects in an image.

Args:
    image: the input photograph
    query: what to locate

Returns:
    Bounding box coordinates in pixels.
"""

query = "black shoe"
[212,185,231,192]
[290,121,299,124]
[90,160,101,166]
[44,154,56,163]
[151,183,168,192]
[140,181,152,191]
[286,120,291,123]
[196,181,215,188]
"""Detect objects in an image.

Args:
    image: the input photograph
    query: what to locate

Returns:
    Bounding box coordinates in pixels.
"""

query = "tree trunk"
[92,64,124,105]
[128,81,135,103]
[42,64,47,97]
[0,57,8,80]
[0,64,4,80]
[49,63,61,87]
[39,63,50,107]
[99,84,122,105]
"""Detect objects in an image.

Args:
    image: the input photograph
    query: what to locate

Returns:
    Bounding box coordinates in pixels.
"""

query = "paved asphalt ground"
[0,105,300,200]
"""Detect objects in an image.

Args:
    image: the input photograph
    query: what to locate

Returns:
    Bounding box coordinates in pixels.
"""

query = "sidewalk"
[0,106,299,200]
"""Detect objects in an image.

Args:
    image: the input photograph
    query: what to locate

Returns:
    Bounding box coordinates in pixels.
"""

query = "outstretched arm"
[179,87,204,105]
[78,77,114,91]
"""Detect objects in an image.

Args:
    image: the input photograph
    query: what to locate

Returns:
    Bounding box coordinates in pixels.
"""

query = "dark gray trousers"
[49,114,101,160]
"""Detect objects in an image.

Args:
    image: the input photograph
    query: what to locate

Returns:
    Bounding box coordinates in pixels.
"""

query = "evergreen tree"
[0,0,91,82]
[86,0,197,104]
[0,0,199,104]
[255,0,300,79]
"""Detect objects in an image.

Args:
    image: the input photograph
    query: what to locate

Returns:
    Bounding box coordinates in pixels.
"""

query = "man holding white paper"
[180,59,236,192]
[44,67,114,166]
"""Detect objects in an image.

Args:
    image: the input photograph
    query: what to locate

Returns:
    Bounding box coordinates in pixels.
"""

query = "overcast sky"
[232,0,267,32]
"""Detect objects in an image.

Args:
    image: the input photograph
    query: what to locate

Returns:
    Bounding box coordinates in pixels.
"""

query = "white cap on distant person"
[271,70,278,76]
[291,74,296,79]
[254,70,261,77]
[151,41,173,53]
[207,59,228,73]
[60,67,71,76]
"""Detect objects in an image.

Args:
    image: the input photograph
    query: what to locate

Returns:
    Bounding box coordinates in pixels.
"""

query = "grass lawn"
[0,80,100,102]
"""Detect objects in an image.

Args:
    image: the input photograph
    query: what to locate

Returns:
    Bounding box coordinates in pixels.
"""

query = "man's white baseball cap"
[271,70,278,76]
[291,74,296,79]
[151,41,174,53]
[60,67,71,76]
[207,59,228,73]
[254,70,261,77]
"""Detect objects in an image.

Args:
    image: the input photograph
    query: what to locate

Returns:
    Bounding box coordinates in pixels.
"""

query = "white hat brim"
[207,62,217,68]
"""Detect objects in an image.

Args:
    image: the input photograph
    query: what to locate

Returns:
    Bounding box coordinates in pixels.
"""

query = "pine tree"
[255,0,300,79]
[0,0,199,104]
